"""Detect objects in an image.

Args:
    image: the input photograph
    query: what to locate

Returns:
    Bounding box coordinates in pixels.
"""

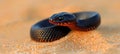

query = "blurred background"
[0,0,120,54]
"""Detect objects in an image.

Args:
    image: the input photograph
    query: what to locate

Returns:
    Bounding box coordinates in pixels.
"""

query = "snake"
[30,11,101,42]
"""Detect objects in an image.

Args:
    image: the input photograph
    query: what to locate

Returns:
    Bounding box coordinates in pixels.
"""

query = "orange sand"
[0,0,120,54]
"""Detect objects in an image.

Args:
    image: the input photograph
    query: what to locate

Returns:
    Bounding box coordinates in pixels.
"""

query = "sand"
[0,0,120,54]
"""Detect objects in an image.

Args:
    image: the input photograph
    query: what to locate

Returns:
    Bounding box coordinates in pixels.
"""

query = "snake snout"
[49,18,53,21]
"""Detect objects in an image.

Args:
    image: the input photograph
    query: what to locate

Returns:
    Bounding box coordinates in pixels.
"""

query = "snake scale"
[30,11,101,42]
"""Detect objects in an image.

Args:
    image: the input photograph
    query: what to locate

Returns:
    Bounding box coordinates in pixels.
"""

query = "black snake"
[30,11,101,42]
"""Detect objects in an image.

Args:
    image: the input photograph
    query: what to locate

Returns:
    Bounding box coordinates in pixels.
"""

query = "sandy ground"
[0,0,120,54]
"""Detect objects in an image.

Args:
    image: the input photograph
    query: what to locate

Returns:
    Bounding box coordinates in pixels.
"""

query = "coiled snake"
[30,11,101,42]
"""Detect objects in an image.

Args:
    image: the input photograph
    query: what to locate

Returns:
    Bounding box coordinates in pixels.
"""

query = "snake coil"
[30,11,101,42]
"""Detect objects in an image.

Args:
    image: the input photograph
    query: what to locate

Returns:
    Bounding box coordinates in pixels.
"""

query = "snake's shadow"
[97,25,120,36]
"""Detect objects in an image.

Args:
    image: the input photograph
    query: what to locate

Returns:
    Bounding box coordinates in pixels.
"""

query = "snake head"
[49,12,76,26]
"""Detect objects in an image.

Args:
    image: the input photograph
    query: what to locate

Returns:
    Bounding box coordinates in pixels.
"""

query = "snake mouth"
[49,20,73,26]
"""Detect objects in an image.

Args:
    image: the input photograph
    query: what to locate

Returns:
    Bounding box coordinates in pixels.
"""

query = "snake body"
[30,19,71,42]
[30,11,101,42]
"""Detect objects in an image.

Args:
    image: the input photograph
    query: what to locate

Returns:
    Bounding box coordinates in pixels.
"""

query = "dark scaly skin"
[49,11,101,31]
[30,19,71,42]
[30,11,101,42]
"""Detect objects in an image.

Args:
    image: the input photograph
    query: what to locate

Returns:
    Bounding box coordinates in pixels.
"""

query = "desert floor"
[0,0,120,54]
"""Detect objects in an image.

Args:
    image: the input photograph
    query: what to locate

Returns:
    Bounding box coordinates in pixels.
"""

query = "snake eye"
[58,17,64,21]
